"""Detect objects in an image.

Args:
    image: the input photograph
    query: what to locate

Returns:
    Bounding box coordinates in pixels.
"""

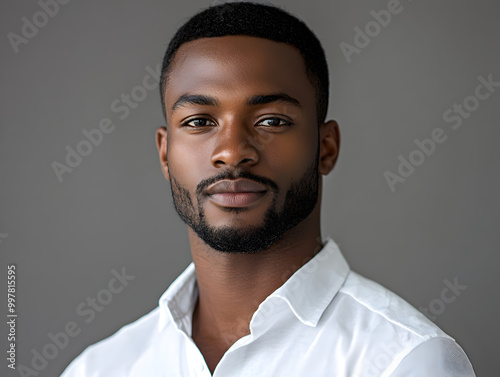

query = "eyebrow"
[171,92,302,113]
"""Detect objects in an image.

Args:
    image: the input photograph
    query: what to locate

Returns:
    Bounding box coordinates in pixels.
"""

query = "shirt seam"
[338,290,434,340]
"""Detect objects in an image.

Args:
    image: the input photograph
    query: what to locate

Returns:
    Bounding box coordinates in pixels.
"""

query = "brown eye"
[257,117,291,127]
[183,118,216,127]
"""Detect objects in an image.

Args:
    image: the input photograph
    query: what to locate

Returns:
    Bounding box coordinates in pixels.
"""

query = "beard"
[168,152,319,254]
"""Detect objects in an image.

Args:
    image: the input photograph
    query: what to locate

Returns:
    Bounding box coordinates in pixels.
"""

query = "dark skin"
[156,35,340,373]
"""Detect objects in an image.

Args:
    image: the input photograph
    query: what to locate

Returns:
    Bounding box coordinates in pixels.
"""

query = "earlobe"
[155,127,170,181]
[318,120,340,175]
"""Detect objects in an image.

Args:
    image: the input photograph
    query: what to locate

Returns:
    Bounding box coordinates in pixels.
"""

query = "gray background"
[1,0,498,376]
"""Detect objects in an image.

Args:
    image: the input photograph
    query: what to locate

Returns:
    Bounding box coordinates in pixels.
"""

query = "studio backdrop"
[1,0,499,376]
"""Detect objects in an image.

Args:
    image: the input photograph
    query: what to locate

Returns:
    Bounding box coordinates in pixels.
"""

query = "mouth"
[208,192,267,208]
[204,178,268,208]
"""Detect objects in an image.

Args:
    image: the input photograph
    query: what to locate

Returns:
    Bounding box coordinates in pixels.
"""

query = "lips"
[205,179,267,195]
[204,179,267,208]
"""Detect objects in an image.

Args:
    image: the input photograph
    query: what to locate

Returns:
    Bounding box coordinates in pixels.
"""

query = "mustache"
[195,170,279,197]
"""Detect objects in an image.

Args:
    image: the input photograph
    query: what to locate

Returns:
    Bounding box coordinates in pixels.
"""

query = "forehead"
[164,35,315,113]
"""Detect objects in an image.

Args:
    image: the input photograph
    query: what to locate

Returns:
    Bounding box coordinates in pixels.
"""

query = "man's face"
[162,35,322,253]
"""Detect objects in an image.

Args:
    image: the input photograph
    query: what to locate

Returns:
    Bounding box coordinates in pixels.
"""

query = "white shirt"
[61,238,475,376]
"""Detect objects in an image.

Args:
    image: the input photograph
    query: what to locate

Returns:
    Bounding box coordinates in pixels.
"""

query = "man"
[61,2,475,376]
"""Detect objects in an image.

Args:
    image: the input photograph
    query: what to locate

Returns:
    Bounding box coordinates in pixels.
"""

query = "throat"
[191,297,252,374]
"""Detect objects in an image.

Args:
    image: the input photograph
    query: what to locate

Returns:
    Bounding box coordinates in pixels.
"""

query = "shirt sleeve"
[389,337,475,377]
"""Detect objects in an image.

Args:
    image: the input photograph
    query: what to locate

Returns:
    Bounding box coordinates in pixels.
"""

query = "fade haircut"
[159,1,330,125]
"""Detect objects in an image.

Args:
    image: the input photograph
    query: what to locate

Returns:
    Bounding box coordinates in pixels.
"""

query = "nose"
[210,121,260,168]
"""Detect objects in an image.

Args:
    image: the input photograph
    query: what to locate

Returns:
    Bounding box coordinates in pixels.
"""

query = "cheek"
[167,135,211,188]
[264,130,317,182]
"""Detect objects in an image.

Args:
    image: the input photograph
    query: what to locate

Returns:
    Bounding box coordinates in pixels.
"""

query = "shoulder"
[60,306,163,377]
[321,271,475,376]
[337,271,447,339]
[389,336,476,376]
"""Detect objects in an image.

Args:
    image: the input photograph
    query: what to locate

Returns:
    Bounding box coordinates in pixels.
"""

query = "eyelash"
[181,117,292,128]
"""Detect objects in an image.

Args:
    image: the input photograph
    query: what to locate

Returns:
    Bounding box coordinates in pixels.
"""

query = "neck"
[188,207,324,348]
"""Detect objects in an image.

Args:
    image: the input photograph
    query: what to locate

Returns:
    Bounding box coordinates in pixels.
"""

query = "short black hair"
[160,1,330,125]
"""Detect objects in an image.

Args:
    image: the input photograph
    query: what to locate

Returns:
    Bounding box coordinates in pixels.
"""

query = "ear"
[155,127,170,181]
[318,120,340,175]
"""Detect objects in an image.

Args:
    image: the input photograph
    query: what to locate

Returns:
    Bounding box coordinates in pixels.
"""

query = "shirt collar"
[158,263,197,332]
[264,237,350,327]
[158,237,350,331]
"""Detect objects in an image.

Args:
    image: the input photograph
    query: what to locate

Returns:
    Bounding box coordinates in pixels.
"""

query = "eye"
[182,118,216,128]
[257,117,292,128]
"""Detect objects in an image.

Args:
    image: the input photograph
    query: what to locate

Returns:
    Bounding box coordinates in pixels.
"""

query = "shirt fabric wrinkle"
[60,237,476,377]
